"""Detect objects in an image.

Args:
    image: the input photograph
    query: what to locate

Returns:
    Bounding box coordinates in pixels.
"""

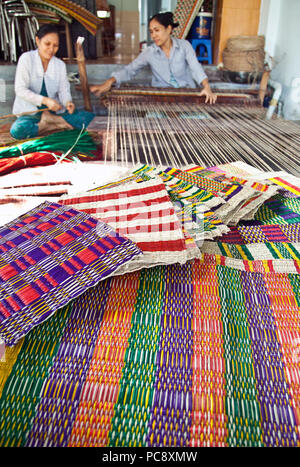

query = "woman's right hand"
[90,77,116,97]
[42,97,62,112]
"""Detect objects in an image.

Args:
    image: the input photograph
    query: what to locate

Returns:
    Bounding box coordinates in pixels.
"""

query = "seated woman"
[90,11,216,104]
[10,23,95,140]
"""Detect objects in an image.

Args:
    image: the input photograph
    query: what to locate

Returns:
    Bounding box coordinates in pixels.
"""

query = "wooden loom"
[97,86,300,176]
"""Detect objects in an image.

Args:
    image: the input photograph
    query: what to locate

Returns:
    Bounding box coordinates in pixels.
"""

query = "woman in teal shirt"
[10,24,95,140]
[91,12,216,104]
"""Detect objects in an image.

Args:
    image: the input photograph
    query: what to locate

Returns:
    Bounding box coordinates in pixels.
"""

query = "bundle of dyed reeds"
[0,129,97,160]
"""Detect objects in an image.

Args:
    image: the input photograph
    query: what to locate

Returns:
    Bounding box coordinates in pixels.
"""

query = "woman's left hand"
[66,101,75,114]
[199,86,217,104]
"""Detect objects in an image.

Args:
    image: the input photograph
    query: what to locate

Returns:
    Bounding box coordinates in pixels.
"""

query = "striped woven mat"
[60,177,201,272]
[0,255,299,447]
[0,201,142,346]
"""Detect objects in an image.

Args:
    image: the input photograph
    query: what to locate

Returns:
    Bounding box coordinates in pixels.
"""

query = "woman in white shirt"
[90,12,216,104]
[10,24,95,140]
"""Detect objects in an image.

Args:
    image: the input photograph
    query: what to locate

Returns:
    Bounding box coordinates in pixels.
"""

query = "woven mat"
[178,165,280,224]
[60,177,201,271]
[203,190,300,269]
[173,0,204,40]
[0,201,142,346]
[130,164,279,242]
[0,256,299,447]
[0,161,299,447]
[131,165,229,242]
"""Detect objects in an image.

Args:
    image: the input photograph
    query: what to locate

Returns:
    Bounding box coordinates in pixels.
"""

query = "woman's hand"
[199,79,217,104]
[66,101,75,114]
[42,97,62,112]
[199,87,217,104]
[90,77,116,97]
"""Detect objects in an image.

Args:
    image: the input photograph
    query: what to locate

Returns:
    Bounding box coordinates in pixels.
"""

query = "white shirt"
[12,49,72,115]
[111,38,208,88]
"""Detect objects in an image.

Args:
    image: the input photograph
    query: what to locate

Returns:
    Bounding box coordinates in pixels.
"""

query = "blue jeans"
[10,109,95,140]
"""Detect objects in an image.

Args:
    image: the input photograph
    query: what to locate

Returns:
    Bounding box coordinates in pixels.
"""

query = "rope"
[104,93,300,176]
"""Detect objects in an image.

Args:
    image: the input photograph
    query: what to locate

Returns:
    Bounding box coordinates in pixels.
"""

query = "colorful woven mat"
[215,192,300,246]
[208,162,260,177]
[60,177,201,271]
[133,164,279,228]
[269,177,300,196]
[204,189,300,270]
[207,162,300,198]
[203,240,300,262]
[97,166,228,243]
[0,257,299,447]
[131,165,229,242]
[0,201,142,346]
[130,163,279,242]
[216,223,300,245]
[181,166,280,224]
[173,0,204,40]
[25,0,102,35]
[254,193,300,225]
[0,161,299,447]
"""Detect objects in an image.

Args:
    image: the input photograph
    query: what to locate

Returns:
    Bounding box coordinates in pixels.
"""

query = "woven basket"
[226,35,265,52]
[222,48,265,72]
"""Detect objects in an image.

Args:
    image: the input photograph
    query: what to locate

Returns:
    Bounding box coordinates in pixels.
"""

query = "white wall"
[259,0,300,119]
[160,0,177,11]
[270,0,300,86]
[258,0,281,58]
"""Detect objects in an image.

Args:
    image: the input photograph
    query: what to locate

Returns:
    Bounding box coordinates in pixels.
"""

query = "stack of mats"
[25,0,102,35]
[0,161,299,447]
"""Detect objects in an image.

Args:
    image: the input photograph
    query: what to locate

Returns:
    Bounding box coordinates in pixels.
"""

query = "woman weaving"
[90,12,217,104]
[10,24,95,140]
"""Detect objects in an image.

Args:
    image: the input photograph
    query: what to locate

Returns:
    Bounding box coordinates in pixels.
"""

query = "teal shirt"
[169,71,180,88]
[38,79,48,109]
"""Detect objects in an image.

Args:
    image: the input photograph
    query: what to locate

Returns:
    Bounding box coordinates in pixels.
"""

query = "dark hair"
[36,23,59,39]
[148,12,179,29]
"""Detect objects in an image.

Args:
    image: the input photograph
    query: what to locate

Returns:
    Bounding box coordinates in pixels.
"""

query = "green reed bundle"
[0,129,97,160]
